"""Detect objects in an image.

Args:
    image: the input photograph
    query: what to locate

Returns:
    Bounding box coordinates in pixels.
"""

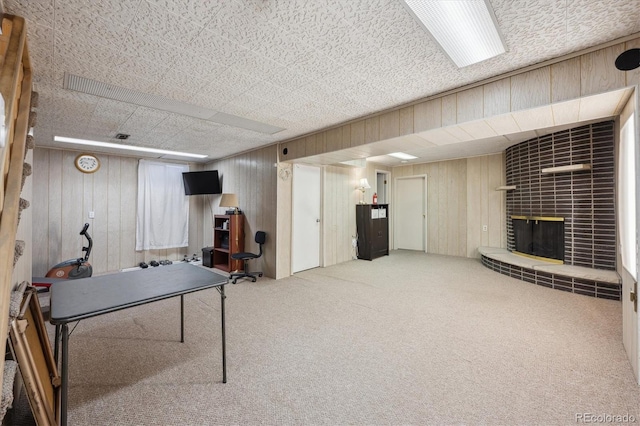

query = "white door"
[292,164,321,273]
[395,176,426,251]
[620,105,639,383]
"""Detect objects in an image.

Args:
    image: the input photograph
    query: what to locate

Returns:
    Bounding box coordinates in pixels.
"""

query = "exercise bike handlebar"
[80,223,93,262]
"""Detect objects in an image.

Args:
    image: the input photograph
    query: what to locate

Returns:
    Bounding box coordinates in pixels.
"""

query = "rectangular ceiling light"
[388,152,418,160]
[402,0,506,68]
[54,136,208,159]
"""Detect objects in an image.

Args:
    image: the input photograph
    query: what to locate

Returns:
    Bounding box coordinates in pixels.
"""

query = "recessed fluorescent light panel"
[54,136,208,159]
[388,152,418,160]
[402,0,506,68]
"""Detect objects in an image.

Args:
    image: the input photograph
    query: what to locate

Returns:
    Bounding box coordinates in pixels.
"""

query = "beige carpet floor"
[12,251,640,425]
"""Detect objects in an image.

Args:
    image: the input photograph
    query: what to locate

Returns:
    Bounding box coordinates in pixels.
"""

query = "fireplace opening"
[512,216,564,263]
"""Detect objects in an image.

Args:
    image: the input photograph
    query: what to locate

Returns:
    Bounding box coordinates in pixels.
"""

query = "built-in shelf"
[541,164,591,174]
[496,185,516,191]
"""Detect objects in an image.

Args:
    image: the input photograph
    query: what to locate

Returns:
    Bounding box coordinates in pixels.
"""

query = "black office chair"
[230,231,266,284]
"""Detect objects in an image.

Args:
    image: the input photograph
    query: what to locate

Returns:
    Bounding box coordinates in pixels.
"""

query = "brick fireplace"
[480,120,619,300]
[506,120,616,270]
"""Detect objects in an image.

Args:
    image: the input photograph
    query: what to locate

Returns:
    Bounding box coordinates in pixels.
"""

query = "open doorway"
[375,170,390,204]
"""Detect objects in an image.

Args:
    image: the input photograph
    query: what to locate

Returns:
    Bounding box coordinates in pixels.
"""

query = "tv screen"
[182,170,221,195]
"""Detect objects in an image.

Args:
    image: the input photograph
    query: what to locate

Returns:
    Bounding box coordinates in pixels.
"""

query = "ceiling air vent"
[63,73,285,135]
[115,133,130,140]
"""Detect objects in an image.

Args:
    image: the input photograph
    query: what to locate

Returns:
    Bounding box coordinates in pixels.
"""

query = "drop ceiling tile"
[505,130,538,142]
[458,120,499,140]
[84,120,121,134]
[170,53,231,84]
[53,32,119,81]
[118,107,171,135]
[189,91,233,112]
[54,4,129,50]
[249,82,295,104]
[485,114,522,135]
[566,0,640,47]
[54,0,140,28]
[91,99,137,123]
[316,68,365,93]
[578,89,628,121]
[152,69,209,103]
[131,1,204,50]
[24,21,54,69]
[491,0,569,56]
[120,30,182,66]
[108,53,170,83]
[221,93,269,117]
[287,11,359,53]
[209,68,264,95]
[444,126,474,143]
[5,0,54,27]
[232,49,281,80]
[512,106,555,132]
[186,29,245,68]
[551,98,581,126]
[146,0,225,26]
[259,66,310,92]
[338,0,400,27]
[417,128,462,145]
[205,1,273,49]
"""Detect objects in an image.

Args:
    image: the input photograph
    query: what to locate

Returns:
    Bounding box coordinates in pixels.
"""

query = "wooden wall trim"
[278,33,640,163]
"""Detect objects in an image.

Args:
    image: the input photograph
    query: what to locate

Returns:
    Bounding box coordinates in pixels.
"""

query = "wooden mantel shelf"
[541,164,591,174]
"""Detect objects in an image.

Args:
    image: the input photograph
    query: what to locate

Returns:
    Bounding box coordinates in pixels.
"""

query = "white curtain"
[136,160,189,251]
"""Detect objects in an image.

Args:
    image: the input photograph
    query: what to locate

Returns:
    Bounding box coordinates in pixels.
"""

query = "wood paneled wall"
[31,148,202,276]
[279,37,640,162]
[321,161,391,267]
[274,160,390,274]
[31,144,278,278]
[203,145,278,278]
[322,165,356,267]
[391,154,505,258]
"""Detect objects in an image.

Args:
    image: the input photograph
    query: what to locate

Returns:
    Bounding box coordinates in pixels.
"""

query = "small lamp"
[219,193,239,214]
[357,178,370,204]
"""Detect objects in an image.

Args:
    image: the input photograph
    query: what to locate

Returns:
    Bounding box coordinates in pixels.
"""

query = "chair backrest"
[255,231,266,257]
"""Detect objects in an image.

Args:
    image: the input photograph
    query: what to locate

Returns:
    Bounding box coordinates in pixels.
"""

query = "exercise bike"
[45,223,93,279]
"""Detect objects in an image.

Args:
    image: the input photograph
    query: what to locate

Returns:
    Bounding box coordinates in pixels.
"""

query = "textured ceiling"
[5,0,640,163]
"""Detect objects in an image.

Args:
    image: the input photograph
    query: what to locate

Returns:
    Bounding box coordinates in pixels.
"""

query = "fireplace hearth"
[512,216,564,263]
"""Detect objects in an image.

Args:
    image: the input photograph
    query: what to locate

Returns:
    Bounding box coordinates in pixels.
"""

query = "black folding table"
[49,262,229,426]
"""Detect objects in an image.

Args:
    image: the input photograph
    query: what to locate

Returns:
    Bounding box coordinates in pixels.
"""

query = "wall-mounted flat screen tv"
[182,170,221,195]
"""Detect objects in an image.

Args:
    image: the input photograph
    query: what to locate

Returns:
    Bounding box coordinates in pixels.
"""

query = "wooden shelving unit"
[213,214,244,272]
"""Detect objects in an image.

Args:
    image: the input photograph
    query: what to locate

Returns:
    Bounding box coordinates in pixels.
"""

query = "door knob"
[316,219,320,223]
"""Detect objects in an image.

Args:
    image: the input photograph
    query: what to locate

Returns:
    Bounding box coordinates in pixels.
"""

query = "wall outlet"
[482,225,488,232]
[89,211,95,219]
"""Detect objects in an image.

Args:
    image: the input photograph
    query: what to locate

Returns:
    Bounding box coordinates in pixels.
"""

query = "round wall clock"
[74,153,100,173]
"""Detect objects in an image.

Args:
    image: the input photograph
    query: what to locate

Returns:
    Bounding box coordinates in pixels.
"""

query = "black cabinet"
[356,204,389,260]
